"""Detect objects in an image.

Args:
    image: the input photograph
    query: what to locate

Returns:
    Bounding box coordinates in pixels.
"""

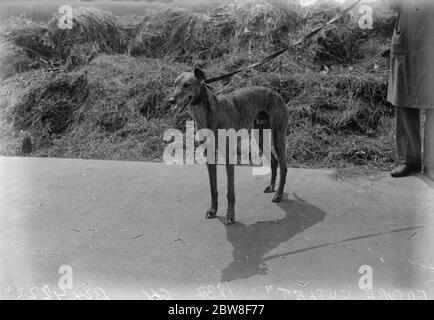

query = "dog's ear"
[194,68,206,83]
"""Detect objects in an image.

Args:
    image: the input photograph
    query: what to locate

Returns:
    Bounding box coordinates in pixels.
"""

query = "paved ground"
[1,156,434,300]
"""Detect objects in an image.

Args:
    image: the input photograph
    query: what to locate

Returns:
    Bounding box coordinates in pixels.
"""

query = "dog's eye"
[184,83,191,88]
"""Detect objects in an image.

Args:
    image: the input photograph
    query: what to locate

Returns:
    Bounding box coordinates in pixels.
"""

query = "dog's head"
[168,68,206,109]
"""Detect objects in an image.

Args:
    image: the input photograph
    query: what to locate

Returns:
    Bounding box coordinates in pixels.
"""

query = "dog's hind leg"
[264,144,278,193]
[254,112,277,193]
[261,143,278,193]
[225,162,235,225]
[206,163,218,219]
[271,123,288,203]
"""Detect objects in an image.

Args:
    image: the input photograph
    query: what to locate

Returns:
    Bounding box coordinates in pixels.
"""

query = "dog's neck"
[190,84,209,106]
[189,85,214,129]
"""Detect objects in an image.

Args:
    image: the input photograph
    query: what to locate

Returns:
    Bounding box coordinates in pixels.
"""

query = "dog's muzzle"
[169,96,192,112]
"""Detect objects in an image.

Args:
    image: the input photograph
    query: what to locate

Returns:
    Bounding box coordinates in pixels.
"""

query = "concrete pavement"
[1,156,434,300]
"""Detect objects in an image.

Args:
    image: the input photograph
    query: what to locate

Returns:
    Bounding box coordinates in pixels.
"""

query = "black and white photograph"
[0,0,434,304]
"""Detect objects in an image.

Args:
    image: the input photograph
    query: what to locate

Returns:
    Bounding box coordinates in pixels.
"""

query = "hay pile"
[46,7,125,60]
[0,0,397,168]
[0,55,187,158]
[9,72,88,136]
[128,7,214,58]
[0,7,126,74]
[129,0,300,60]
[0,17,50,78]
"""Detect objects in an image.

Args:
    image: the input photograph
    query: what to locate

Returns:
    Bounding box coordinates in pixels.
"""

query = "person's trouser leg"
[396,107,422,165]
[424,109,434,180]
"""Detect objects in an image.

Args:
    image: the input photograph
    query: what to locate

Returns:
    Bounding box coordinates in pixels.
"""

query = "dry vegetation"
[0,0,397,169]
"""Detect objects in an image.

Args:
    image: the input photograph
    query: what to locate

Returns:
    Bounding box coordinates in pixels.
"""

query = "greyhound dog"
[168,68,289,225]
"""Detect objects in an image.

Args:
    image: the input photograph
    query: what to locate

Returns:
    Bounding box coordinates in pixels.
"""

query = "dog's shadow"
[218,193,326,282]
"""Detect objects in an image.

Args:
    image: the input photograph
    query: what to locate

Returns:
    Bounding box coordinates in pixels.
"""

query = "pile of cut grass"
[0,16,51,78]
[0,0,395,69]
[45,7,125,60]
[1,1,302,69]
[0,55,188,159]
[129,0,301,61]
[0,7,128,75]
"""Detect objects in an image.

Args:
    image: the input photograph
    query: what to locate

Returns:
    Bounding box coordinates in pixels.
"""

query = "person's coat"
[388,0,434,109]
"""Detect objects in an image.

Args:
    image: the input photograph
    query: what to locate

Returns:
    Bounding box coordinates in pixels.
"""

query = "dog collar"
[175,85,207,115]
[190,85,208,106]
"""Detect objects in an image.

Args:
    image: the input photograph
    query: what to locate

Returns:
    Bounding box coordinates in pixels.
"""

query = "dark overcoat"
[388,0,434,109]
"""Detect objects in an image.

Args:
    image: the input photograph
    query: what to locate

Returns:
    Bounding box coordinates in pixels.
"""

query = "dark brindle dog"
[169,68,289,225]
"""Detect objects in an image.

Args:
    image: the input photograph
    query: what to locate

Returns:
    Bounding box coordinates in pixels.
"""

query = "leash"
[204,0,363,85]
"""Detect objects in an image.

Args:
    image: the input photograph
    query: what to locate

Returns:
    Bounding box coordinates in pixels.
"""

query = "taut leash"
[204,0,363,85]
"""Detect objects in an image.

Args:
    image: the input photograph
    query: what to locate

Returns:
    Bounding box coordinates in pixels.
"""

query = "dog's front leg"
[225,163,235,225]
[206,163,218,219]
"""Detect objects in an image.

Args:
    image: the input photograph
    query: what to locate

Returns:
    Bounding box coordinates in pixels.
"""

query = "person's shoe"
[390,163,422,178]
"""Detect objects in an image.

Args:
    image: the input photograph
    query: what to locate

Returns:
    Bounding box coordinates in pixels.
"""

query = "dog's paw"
[225,215,235,225]
[264,185,275,193]
[272,192,283,203]
[205,208,217,219]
